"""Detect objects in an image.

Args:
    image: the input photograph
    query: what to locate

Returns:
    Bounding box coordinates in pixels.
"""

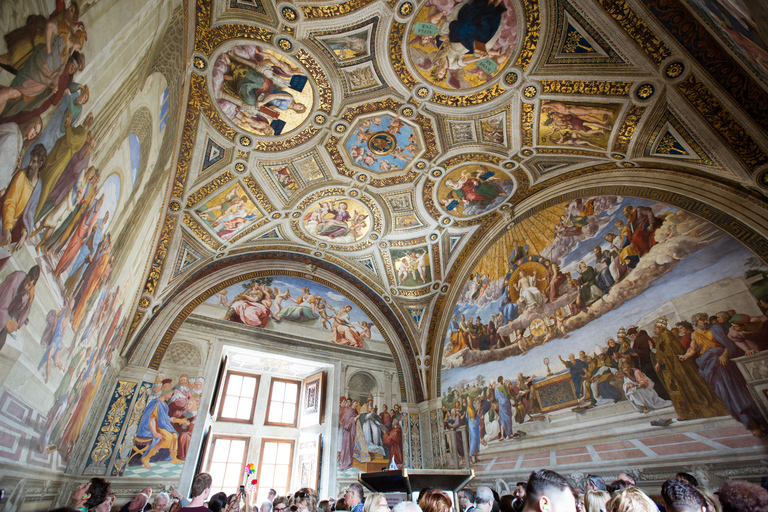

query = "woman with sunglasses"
[294,488,318,512]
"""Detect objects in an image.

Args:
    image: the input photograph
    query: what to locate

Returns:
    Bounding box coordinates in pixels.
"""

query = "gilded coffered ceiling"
[127,0,768,400]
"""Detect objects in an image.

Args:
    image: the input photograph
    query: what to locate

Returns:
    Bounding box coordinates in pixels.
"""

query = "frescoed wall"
[440,195,768,466]
[0,0,185,479]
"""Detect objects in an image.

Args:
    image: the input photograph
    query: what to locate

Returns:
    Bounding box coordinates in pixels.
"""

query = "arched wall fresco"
[437,191,768,468]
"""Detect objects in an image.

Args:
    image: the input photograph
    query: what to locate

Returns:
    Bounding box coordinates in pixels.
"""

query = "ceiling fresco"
[123,0,768,402]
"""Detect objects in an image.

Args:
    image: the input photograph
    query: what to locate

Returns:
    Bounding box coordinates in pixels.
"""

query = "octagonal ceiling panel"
[343,114,425,174]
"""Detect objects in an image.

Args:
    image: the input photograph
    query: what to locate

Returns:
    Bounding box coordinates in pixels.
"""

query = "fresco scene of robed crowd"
[0,0,175,469]
[441,195,768,465]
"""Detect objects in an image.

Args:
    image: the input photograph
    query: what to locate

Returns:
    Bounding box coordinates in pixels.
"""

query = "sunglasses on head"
[295,492,309,499]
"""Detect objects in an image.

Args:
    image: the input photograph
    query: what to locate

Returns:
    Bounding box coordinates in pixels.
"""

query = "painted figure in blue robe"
[493,376,514,439]
[136,386,181,469]
[559,353,588,398]
[465,398,481,463]
[445,0,507,54]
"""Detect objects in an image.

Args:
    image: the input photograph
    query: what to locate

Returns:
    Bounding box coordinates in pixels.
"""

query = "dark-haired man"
[585,475,606,492]
[72,478,112,512]
[661,479,706,512]
[522,469,576,512]
[458,488,476,512]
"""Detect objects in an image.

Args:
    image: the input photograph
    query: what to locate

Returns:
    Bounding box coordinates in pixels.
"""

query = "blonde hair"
[363,494,387,512]
[608,487,656,512]
[585,490,609,512]
[697,487,722,512]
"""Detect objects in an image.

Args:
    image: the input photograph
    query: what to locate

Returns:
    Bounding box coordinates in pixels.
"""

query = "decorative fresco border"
[195,0,272,56]
[541,80,632,95]
[613,105,646,154]
[143,261,422,401]
[86,381,138,473]
[644,0,768,128]
[596,0,671,64]
[186,170,235,208]
[676,75,768,169]
[301,0,377,18]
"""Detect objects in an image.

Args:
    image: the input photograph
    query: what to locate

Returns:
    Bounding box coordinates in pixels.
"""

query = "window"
[256,439,294,504]
[206,435,249,496]
[265,378,300,426]
[218,371,259,423]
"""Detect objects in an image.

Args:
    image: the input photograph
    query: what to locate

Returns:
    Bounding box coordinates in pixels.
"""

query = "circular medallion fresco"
[302,198,371,243]
[212,45,314,136]
[437,164,515,217]
[407,0,519,91]
[344,115,422,173]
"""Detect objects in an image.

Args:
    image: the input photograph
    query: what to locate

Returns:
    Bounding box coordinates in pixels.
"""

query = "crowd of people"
[51,468,768,512]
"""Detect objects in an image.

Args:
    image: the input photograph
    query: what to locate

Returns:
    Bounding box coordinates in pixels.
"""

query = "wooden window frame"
[264,377,301,427]
[216,370,260,424]
[256,438,295,498]
[205,434,250,492]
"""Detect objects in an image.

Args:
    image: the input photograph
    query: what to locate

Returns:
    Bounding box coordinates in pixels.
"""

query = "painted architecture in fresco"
[0,0,177,472]
[200,276,382,348]
[441,195,768,465]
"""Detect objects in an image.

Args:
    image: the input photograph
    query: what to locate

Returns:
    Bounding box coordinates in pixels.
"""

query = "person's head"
[458,488,475,510]
[363,493,389,512]
[607,487,655,512]
[260,500,272,512]
[319,501,331,512]
[274,496,290,512]
[154,492,170,511]
[20,116,43,143]
[583,491,609,512]
[419,489,452,512]
[661,479,706,512]
[616,473,635,486]
[85,479,109,509]
[294,488,318,512]
[523,469,576,512]
[391,502,423,512]
[209,492,229,512]
[345,483,364,508]
[476,486,494,512]
[191,473,213,500]
[676,473,699,487]
[27,143,47,176]
[585,476,605,493]
[128,493,149,512]
[716,480,768,512]
[269,490,278,501]
[168,501,182,512]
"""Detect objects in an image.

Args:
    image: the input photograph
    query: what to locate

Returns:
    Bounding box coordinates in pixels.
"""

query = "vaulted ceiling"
[126,0,768,401]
